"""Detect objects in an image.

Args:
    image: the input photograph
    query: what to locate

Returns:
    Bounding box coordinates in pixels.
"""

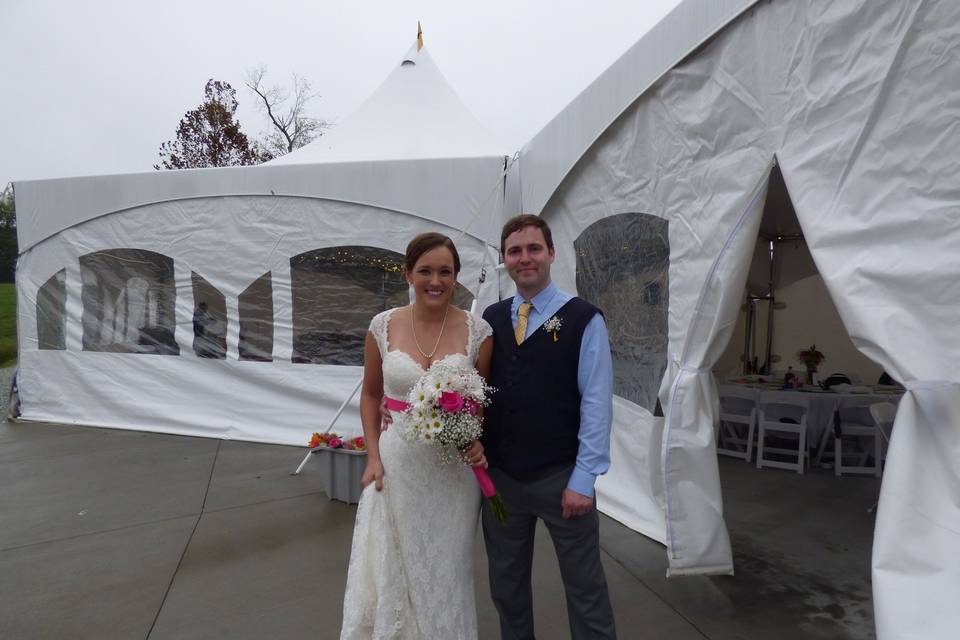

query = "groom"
[481,214,616,639]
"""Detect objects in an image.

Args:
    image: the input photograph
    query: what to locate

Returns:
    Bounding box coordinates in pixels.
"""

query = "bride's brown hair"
[404,233,461,274]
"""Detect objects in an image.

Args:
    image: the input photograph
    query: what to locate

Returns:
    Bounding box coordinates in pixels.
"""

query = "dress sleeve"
[368,309,392,358]
[468,313,493,364]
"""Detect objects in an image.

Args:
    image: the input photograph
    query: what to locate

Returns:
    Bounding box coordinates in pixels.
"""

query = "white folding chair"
[756,395,810,474]
[717,386,759,461]
[813,397,840,468]
[831,398,884,477]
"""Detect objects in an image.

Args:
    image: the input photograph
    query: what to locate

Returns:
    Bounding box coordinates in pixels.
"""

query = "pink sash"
[385,396,410,412]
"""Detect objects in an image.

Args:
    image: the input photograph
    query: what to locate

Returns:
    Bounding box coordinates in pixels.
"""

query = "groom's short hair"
[500,214,554,256]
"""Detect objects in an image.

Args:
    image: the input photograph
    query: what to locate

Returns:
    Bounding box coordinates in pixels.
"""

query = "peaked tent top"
[270,42,505,164]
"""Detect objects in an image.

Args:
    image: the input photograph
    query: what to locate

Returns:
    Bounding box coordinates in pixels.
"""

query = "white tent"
[511,1,960,637]
[13,5,960,637]
[13,41,507,446]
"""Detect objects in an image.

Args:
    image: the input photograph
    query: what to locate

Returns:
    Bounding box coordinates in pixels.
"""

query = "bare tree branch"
[245,66,330,157]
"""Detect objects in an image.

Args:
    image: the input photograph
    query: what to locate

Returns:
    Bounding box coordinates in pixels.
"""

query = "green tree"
[0,184,16,283]
[155,79,271,170]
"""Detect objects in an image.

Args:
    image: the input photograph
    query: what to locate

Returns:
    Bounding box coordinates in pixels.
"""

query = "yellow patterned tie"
[515,302,532,345]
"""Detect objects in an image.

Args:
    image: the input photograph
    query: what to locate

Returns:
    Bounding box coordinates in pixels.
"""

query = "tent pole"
[742,297,754,374]
[291,374,364,475]
[764,240,777,374]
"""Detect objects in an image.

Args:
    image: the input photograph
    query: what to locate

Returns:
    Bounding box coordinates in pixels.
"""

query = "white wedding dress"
[340,308,492,640]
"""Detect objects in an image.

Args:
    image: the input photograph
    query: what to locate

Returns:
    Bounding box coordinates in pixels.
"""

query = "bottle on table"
[783,366,797,389]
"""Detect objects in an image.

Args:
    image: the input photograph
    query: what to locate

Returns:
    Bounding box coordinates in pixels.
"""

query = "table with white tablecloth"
[718,384,903,445]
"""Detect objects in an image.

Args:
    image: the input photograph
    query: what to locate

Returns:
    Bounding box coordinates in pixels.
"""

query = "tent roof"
[517,0,759,216]
[14,41,507,253]
[270,43,505,164]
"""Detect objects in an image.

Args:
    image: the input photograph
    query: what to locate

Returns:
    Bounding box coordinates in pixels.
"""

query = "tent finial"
[417,21,424,51]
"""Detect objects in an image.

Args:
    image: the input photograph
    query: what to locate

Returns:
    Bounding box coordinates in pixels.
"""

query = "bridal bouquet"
[400,361,507,522]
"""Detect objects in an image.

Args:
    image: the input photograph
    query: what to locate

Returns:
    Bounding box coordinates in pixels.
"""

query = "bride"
[340,232,493,639]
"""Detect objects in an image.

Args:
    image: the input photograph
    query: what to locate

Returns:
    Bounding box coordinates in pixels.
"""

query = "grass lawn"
[0,283,16,367]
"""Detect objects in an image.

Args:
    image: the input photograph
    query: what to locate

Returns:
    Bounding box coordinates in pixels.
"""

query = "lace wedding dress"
[340,308,493,640]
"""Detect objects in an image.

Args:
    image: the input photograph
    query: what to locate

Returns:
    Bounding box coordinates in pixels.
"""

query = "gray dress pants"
[481,465,616,640]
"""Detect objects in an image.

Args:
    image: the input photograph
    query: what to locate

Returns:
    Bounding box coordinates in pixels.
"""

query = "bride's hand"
[463,440,488,469]
[362,458,385,491]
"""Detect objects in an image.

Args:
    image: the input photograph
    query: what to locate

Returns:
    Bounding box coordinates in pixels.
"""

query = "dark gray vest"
[482,296,600,482]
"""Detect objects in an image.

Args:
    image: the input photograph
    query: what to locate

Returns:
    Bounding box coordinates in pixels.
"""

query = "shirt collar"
[512,281,557,315]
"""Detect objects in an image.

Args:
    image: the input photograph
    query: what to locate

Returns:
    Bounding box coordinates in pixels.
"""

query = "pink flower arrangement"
[308,432,367,452]
[796,344,825,370]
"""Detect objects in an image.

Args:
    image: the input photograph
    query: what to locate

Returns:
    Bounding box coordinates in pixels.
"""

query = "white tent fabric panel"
[518,0,759,218]
[16,196,501,445]
[521,0,780,565]
[516,0,960,634]
[14,156,506,254]
[772,2,960,637]
[595,399,666,544]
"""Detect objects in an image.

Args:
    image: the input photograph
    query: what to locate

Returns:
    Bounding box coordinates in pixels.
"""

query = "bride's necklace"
[411,304,450,359]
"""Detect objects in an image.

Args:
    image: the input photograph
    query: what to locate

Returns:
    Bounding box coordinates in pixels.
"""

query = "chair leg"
[798,428,806,475]
[874,431,883,478]
[756,425,764,469]
[814,428,833,467]
[745,421,755,463]
[835,437,842,476]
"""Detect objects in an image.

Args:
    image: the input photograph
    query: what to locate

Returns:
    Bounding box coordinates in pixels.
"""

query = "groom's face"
[503,225,555,298]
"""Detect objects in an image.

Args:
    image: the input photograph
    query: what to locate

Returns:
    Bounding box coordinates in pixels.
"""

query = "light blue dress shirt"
[511,281,613,497]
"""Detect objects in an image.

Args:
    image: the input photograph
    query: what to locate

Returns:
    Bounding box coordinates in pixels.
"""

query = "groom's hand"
[561,488,594,519]
[379,397,393,431]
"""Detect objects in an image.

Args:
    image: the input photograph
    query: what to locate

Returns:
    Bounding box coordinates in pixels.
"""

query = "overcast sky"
[2,0,681,188]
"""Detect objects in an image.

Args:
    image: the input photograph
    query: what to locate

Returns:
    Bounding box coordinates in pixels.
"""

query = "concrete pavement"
[0,420,878,639]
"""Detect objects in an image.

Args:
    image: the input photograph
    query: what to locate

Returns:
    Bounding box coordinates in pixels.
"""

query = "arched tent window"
[238,272,273,362]
[191,272,227,359]
[575,213,669,412]
[37,269,66,350]
[290,246,476,365]
[80,249,178,355]
[291,246,406,365]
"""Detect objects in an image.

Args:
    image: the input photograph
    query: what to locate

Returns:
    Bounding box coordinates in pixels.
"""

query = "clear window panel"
[239,272,273,362]
[37,269,66,350]
[575,213,669,412]
[291,246,407,365]
[291,246,476,365]
[191,272,227,359]
[80,249,179,355]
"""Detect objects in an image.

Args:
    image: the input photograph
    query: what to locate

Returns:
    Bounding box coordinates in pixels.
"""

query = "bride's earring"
[403,268,415,304]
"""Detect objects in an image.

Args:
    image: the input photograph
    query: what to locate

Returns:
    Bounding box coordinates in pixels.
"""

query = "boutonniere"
[543,316,563,342]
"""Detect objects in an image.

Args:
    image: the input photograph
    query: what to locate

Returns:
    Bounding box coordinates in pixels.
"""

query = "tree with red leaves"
[155,79,271,170]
